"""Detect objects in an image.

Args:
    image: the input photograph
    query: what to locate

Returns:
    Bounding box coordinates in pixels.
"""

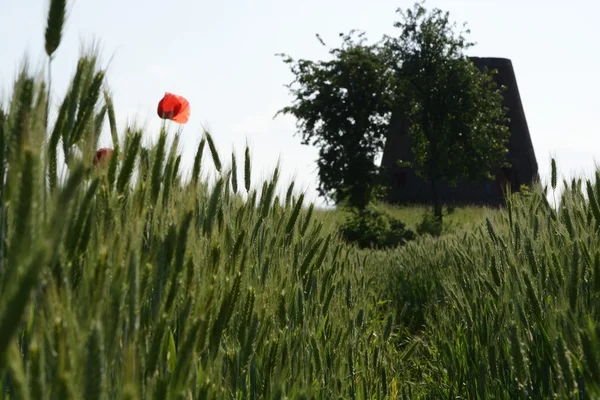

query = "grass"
[327,201,497,234]
[1,1,600,398]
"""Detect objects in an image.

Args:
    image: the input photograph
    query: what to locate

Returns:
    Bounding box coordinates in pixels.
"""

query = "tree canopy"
[386,3,510,220]
[276,31,396,209]
[277,1,511,218]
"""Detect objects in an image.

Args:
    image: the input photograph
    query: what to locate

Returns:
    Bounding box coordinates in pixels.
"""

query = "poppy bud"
[93,147,113,167]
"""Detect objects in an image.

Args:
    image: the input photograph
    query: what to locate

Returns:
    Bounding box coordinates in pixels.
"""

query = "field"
[2,4,600,400]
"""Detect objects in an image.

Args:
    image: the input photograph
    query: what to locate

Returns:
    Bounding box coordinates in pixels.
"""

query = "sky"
[1,0,599,208]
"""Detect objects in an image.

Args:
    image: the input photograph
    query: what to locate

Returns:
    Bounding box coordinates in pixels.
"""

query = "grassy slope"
[3,63,600,399]
[319,202,498,234]
[1,57,423,399]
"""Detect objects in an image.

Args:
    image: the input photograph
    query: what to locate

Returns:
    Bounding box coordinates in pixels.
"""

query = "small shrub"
[339,208,416,249]
[416,212,443,237]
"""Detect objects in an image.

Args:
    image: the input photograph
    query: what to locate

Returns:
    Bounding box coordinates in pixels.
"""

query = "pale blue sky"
[1,0,599,207]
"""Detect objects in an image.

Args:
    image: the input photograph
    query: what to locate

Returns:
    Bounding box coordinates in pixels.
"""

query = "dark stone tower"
[380,57,539,206]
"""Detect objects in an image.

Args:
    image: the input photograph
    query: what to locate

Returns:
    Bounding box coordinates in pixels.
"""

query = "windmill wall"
[380,57,539,206]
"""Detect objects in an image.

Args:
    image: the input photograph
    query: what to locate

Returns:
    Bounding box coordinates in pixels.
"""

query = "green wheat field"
[1,1,599,399]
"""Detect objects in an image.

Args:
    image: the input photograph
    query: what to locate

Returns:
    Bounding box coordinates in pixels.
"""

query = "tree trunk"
[430,178,443,224]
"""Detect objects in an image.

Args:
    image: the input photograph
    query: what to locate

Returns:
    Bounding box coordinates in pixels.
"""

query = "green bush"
[339,208,416,249]
[416,211,444,236]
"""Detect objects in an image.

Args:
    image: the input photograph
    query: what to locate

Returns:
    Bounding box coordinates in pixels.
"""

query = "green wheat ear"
[44,0,67,58]
[7,342,31,400]
[150,131,167,204]
[231,150,238,194]
[205,131,221,172]
[84,320,106,400]
[104,90,119,148]
[244,143,251,192]
[551,158,557,191]
[191,138,206,186]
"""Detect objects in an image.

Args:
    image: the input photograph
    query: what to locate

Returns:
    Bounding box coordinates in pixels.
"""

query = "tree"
[386,2,510,222]
[276,31,396,210]
[277,1,510,219]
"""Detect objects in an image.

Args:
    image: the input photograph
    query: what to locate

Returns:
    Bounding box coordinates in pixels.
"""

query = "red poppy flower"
[157,92,190,124]
[93,147,113,167]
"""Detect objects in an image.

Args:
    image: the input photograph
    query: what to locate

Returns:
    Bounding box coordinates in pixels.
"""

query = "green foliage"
[0,19,416,396]
[277,31,395,209]
[279,1,510,220]
[375,159,600,397]
[44,0,67,59]
[386,2,510,222]
[339,208,416,249]
[415,211,443,237]
[3,2,600,399]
